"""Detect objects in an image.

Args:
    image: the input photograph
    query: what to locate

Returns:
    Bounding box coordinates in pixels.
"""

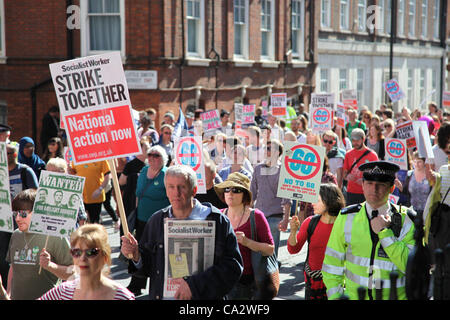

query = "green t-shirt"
[6,231,72,300]
[346,120,366,137]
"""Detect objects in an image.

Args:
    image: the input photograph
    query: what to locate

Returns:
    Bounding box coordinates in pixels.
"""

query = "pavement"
[101,209,307,300]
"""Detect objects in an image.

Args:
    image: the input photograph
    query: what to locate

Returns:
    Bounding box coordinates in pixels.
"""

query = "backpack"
[303,215,322,279]
[429,187,450,252]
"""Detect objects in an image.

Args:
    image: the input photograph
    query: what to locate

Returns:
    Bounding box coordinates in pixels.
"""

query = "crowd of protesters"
[0,98,448,300]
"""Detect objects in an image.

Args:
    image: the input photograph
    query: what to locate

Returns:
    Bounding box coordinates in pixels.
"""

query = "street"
[100,209,307,300]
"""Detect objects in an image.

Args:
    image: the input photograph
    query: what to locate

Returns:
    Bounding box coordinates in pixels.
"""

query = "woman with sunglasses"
[127,145,170,296]
[39,224,134,300]
[158,124,174,166]
[214,172,274,299]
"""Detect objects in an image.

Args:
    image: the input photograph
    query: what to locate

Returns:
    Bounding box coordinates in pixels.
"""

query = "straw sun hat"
[214,172,252,204]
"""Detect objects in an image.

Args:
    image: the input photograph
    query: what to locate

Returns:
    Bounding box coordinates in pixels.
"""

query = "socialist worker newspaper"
[163,219,215,299]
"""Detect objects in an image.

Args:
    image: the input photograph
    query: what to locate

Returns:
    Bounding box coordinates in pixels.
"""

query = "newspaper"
[163,218,215,299]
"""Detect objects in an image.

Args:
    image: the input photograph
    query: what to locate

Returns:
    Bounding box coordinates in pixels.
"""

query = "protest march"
[0,51,449,303]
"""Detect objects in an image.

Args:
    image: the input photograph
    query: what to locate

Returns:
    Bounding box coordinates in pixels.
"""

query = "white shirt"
[365,202,391,220]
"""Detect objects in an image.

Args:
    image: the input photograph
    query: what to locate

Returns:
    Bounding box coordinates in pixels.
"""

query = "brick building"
[0,0,318,153]
[315,0,449,113]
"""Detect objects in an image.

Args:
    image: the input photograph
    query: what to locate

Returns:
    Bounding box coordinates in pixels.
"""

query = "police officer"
[322,161,416,300]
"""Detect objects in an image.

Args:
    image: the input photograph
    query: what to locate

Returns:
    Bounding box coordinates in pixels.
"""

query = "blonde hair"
[46,157,68,173]
[70,224,112,268]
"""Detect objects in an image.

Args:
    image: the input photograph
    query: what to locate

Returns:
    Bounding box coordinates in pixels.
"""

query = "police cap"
[0,124,11,133]
[358,160,400,184]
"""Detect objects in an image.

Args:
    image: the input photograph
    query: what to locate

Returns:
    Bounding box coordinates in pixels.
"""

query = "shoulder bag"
[249,209,280,299]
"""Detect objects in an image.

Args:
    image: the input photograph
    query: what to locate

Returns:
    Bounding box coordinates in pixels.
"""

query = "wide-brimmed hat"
[214,172,252,203]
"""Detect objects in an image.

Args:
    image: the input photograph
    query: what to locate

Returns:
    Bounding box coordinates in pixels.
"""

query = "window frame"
[408,0,416,37]
[233,0,249,60]
[357,0,367,32]
[185,0,205,58]
[398,0,405,36]
[432,0,440,39]
[339,68,348,91]
[0,0,6,59]
[421,0,428,38]
[291,0,305,60]
[80,0,125,58]
[321,0,331,29]
[340,0,350,30]
[260,0,275,61]
[320,68,329,93]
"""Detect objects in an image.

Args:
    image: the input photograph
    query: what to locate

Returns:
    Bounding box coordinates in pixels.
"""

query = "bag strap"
[440,186,450,205]
[349,149,371,172]
[249,209,257,242]
[305,215,321,265]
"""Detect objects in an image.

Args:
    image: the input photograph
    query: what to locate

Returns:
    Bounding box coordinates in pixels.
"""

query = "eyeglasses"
[148,153,161,158]
[323,139,334,144]
[266,147,271,152]
[13,210,31,219]
[70,248,100,259]
[224,187,244,194]
[162,131,172,135]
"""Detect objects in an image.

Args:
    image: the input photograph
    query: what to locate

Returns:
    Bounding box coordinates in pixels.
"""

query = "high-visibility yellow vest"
[322,202,416,300]
[284,106,297,129]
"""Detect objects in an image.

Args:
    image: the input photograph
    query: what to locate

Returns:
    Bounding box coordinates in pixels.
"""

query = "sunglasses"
[323,139,334,144]
[70,248,101,259]
[148,153,161,158]
[224,187,244,194]
[13,210,31,219]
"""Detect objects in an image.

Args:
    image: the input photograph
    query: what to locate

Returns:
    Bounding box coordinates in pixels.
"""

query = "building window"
[378,0,385,33]
[339,69,347,91]
[407,69,414,107]
[398,0,405,36]
[321,0,331,28]
[0,100,6,125]
[81,0,124,56]
[261,0,274,60]
[421,0,428,38]
[291,0,304,60]
[234,0,249,59]
[385,0,392,34]
[420,69,425,102]
[320,69,329,93]
[357,0,366,32]
[357,68,364,104]
[0,0,4,57]
[340,0,349,30]
[408,0,415,37]
[433,0,440,38]
[186,0,205,58]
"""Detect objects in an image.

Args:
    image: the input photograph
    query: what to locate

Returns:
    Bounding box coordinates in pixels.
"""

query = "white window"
[291,0,304,60]
[0,0,4,58]
[357,0,367,32]
[186,0,205,58]
[80,0,125,57]
[421,0,428,38]
[433,0,440,38]
[234,0,249,59]
[408,0,416,37]
[320,69,329,93]
[378,0,385,33]
[420,69,425,102]
[261,0,275,60]
[357,68,364,104]
[340,0,349,30]
[339,69,347,91]
[407,69,414,107]
[398,0,405,36]
[385,0,392,34]
[321,0,331,28]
